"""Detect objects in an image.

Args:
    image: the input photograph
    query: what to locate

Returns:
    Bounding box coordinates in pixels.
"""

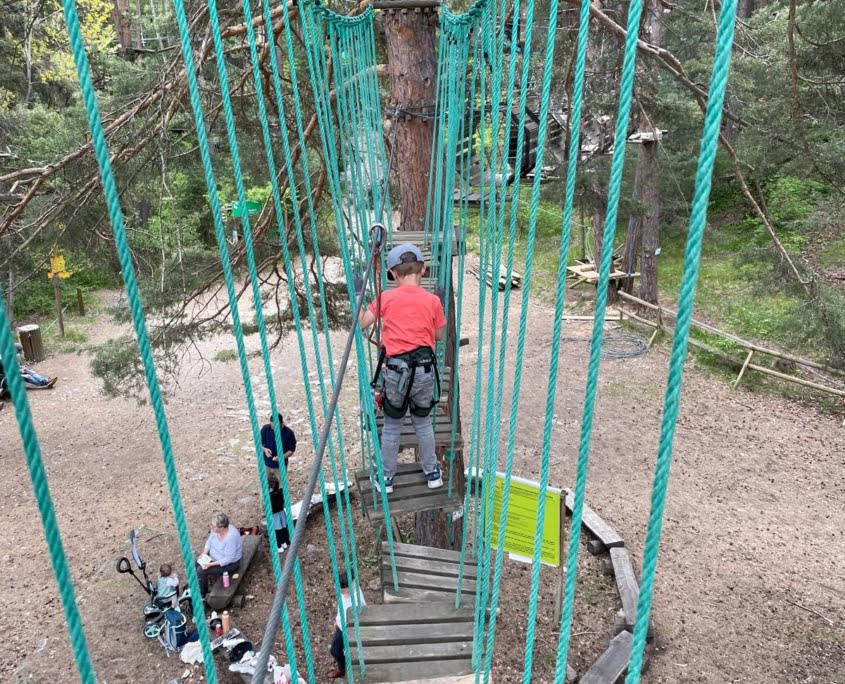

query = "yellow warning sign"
[47,254,72,279]
[488,473,562,567]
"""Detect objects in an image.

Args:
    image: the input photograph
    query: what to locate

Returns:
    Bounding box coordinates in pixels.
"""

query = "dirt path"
[2,275,843,683]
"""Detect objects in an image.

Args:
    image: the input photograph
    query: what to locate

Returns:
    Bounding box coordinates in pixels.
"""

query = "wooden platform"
[385,229,463,259]
[355,462,462,521]
[372,413,463,450]
[566,262,639,289]
[381,541,477,604]
[207,533,262,611]
[348,602,475,683]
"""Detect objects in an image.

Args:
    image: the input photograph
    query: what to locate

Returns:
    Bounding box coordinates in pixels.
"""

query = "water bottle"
[222,611,230,633]
[222,571,230,588]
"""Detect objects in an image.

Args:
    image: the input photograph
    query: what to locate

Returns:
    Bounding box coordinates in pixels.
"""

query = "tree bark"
[383,8,465,549]
[381,8,438,231]
[637,0,662,305]
[638,140,659,304]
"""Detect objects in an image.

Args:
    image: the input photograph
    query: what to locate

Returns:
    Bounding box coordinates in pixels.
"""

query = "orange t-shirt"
[369,285,446,357]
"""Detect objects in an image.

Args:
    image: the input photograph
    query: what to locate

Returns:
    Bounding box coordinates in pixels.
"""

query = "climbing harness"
[380,346,442,419]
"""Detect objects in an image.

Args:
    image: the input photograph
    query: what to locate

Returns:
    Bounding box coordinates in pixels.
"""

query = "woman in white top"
[196,512,243,598]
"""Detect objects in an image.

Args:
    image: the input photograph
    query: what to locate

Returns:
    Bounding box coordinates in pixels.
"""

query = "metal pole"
[250,225,385,682]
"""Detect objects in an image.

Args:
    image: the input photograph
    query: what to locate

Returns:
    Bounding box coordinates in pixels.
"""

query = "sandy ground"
[2,271,844,684]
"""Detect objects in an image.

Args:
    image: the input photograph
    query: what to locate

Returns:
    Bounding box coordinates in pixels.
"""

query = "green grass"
[816,234,845,268]
[214,349,237,362]
[464,198,589,302]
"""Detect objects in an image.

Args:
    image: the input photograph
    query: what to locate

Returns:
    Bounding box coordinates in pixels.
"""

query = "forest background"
[1,0,843,400]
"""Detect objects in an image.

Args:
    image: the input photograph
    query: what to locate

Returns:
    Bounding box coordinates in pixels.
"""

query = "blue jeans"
[21,368,49,386]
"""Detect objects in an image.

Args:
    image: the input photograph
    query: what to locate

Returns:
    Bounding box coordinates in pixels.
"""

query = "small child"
[328,571,366,680]
[267,474,290,552]
[157,563,179,609]
[360,244,446,493]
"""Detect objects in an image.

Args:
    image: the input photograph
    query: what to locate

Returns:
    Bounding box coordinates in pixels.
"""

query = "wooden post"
[732,350,754,388]
[76,288,85,316]
[5,268,13,319]
[52,273,64,337]
[553,495,567,624]
[18,324,46,362]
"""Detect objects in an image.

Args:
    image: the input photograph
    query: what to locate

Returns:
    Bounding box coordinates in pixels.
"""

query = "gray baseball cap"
[386,243,424,270]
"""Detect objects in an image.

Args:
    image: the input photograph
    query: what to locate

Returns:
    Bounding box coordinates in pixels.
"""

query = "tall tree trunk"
[637,0,662,305]
[637,139,659,304]
[737,0,755,18]
[112,0,133,50]
[382,9,437,231]
[382,8,465,550]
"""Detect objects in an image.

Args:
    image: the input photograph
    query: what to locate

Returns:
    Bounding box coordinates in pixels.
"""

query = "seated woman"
[197,512,243,598]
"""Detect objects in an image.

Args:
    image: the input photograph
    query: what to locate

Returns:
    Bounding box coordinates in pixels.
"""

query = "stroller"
[116,529,193,639]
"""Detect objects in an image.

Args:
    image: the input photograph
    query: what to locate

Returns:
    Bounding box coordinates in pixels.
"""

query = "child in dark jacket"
[267,474,290,552]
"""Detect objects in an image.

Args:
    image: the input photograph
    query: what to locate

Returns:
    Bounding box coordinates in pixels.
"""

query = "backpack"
[159,609,188,654]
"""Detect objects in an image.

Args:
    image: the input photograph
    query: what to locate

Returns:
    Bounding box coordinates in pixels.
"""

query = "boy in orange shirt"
[360,244,446,493]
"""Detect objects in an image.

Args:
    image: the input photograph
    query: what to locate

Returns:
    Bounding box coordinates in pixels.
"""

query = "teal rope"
[0,310,95,683]
[168,0,304,674]
[298,3,400,591]
[59,0,218,678]
[482,0,551,674]
[522,0,593,678]
[625,0,739,679]
[260,0,368,660]
[474,0,514,672]
[555,0,647,675]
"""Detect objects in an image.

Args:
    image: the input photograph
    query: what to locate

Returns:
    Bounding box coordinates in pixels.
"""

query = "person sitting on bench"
[197,511,242,599]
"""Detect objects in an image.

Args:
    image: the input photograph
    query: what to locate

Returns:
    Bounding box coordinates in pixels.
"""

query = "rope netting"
[1,0,741,681]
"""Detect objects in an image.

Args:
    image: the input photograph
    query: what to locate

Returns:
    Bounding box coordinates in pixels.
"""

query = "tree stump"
[18,325,46,363]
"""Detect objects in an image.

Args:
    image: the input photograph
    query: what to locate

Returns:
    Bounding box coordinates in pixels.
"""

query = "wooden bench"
[206,533,262,611]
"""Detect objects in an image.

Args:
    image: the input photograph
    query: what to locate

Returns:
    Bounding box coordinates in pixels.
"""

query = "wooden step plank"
[355,659,473,683]
[384,541,474,565]
[361,481,447,502]
[387,570,477,593]
[579,630,633,684]
[386,230,462,256]
[349,622,473,647]
[371,492,460,519]
[388,555,478,579]
[352,603,475,626]
[383,587,473,604]
[351,640,473,664]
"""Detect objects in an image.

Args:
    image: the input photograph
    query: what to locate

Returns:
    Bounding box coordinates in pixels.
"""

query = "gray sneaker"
[374,476,393,494]
[425,467,443,489]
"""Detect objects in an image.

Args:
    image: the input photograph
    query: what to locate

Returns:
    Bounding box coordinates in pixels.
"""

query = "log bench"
[206,533,262,611]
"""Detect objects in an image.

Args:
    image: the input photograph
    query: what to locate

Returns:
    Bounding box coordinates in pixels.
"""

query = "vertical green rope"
[522,0,592,679]
[555,0,646,676]
[625,0,739,679]
[0,310,95,683]
[59,0,218,678]
[168,0,305,673]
